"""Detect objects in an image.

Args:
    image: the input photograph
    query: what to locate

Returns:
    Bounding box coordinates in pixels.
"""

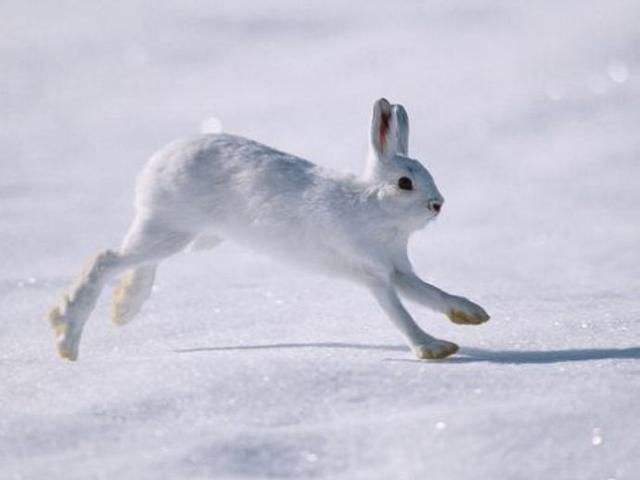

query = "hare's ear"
[391,104,409,156]
[370,98,393,160]
[370,98,409,161]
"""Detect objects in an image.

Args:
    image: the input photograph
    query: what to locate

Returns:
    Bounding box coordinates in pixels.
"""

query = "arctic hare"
[47,98,489,361]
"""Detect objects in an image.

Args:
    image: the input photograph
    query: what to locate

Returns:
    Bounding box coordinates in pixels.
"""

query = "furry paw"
[447,296,490,325]
[111,272,139,326]
[412,339,459,360]
[48,303,80,361]
[111,266,156,326]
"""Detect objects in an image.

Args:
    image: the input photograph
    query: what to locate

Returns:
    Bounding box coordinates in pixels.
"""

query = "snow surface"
[2,1,640,479]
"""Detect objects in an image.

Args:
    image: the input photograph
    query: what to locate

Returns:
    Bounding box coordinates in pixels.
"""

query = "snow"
[1,1,639,478]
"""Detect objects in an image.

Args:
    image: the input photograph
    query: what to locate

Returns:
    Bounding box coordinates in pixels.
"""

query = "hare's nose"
[428,200,442,214]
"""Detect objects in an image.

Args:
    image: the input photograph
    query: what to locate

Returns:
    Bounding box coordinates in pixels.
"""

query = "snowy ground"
[2,1,640,479]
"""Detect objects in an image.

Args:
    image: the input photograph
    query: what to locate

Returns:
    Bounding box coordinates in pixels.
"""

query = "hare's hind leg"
[47,217,194,361]
[109,217,198,328]
[48,249,126,360]
[111,232,222,325]
[111,264,157,326]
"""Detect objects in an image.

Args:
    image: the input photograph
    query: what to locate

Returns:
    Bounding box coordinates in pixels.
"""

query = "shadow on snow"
[175,342,640,365]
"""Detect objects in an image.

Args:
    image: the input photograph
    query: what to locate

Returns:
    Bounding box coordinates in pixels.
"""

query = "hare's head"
[365,98,444,231]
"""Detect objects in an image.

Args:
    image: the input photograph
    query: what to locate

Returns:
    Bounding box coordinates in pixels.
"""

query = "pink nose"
[429,201,442,214]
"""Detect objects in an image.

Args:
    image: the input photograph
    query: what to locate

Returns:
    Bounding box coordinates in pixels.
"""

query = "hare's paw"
[447,296,490,325]
[412,339,459,360]
[111,272,140,326]
[48,303,81,361]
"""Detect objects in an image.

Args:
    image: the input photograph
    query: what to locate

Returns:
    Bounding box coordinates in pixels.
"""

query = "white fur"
[47,98,489,361]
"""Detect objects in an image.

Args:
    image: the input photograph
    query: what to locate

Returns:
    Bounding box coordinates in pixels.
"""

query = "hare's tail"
[111,265,157,326]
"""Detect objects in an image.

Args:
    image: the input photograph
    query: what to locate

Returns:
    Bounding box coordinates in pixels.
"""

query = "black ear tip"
[374,98,392,114]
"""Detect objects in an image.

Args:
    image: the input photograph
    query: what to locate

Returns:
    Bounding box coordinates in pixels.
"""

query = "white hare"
[47,98,489,361]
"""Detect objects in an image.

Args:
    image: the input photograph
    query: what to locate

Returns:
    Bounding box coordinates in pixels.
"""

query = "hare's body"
[48,99,490,361]
[137,133,402,279]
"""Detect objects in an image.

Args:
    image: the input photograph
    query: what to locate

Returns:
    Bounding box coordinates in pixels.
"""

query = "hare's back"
[135,133,321,224]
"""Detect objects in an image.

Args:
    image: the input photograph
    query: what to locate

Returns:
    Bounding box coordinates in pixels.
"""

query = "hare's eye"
[398,177,413,191]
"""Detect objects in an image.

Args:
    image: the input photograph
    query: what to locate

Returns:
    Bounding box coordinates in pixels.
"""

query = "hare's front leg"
[393,271,490,325]
[368,282,458,359]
